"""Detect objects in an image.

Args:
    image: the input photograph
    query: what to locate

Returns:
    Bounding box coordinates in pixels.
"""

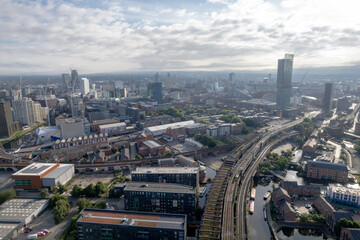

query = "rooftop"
[307,161,348,172]
[42,164,73,179]
[12,163,57,176]
[143,140,162,149]
[124,182,195,194]
[132,167,198,175]
[99,122,126,129]
[0,199,48,222]
[145,121,195,133]
[78,209,186,230]
[0,222,22,240]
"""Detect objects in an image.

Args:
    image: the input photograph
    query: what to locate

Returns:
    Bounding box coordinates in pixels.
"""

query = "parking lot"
[292,198,315,216]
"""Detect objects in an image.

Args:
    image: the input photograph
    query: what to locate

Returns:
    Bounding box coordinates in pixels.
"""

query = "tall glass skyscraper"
[276,54,294,110]
[323,82,334,111]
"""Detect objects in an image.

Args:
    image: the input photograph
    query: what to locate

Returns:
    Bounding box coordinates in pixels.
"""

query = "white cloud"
[0,0,360,74]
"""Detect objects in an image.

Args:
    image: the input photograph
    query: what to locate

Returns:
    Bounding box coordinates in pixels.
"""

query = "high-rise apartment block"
[276,54,294,110]
[80,78,90,95]
[0,101,19,138]
[71,70,79,89]
[323,82,334,111]
[62,73,70,91]
[148,82,163,104]
[12,98,35,126]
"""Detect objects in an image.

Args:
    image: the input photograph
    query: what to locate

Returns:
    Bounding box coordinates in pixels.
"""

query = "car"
[41,229,49,234]
[305,203,311,209]
[37,232,45,237]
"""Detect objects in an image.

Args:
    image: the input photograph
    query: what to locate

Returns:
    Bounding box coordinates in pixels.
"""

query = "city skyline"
[1,0,360,74]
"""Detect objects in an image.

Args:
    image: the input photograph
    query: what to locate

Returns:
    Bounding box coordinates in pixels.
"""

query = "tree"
[82,184,96,198]
[77,198,92,211]
[94,200,106,209]
[140,113,146,120]
[41,189,49,199]
[0,189,16,205]
[71,184,83,197]
[242,126,250,134]
[50,194,67,208]
[95,182,107,197]
[53,199,70,224]
[57,182,67,194]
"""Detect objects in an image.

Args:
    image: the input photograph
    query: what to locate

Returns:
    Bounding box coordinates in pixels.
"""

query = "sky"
[1,0,360,74]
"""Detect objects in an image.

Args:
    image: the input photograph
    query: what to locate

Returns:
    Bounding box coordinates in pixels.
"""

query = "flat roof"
[0,199,48,222]
[99,122,126,129]
[12,163,57,176]
[42,164,73,179]
[143,140,162,149]
[132,167,198,175]
[78,209,186,230]
[0,222,22,240]
[145,121,195,133]
[124,182,195,194]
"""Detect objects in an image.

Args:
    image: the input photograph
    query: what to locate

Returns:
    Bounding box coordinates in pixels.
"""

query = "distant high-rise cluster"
[323,82,334,111]
[276,54,294,110]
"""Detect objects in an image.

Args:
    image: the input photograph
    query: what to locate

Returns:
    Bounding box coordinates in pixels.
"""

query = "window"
[151,199,160,207]
[173,200,178,208]
[15,179,31,186]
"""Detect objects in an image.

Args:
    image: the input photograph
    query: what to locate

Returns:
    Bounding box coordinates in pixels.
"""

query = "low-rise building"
[303,138,318,154]
[131,167,199,188]
[279,199,296,221]
[175,155,197,167]
[340,228,360,240]
[272,187,291,206]
[185,123,207,136]
[281,181,321,197]
[0,198,49,224]
[306,161,348,184]
[12,163,74,189]
[327,185,360,207]
[124,182,196,216]
[77,209,186,240]
[145,121,195,136]
[98,122,126,136]
[138,140,165,157]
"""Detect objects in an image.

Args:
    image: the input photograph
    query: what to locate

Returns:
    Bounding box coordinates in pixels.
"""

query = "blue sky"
[1,0,360,74]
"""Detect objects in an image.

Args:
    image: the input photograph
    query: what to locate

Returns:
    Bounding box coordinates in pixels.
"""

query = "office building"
[0,101,19,138]
[62,73,70,90]
[77,209,186,240]
[131,167,199,188]
[327,185,360,207]
[323,82,334,111]
[306,161,348,183]
[80,78,90,95]
[148,82,163,104]
[276,54,294,110]
[71,69,79,89]
[12,98,35,126]
[55,115,85,139]
[12,163,75,189]
[98,122,126,136]
[33,102,43,123]
[124,182,196,216]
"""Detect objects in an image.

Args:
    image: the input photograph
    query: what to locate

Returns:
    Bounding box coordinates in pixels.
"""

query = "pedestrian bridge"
[270,171,286,180]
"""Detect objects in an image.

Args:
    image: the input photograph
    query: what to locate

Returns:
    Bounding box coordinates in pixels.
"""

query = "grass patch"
[0,122,45,145]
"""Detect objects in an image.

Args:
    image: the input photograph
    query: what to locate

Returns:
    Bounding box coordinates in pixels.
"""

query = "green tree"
[50,194,67,208]
[198,120,212,125]
[0,189,16,204]
[95,182,107,197]
[140,113,146,120]
[57,182,67,194]
[71,184,83,197]
[40,188,49,199]
[53,199,70,224]
[94,200,106,209]
[242,126,250,134]
[77,198,93,211]
[82,184,96,198]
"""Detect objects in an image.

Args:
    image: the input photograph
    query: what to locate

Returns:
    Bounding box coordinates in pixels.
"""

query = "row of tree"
[0,189,16,205]
[71,182,107,198]
[50,194,71,224]
[259,152,293,174]
[195,134,217,147]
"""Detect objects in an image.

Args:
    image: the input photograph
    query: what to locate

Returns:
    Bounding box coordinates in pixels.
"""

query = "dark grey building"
[0,101,19,138]
[77,208,186,240]
[124,182,196,216]
[71,69,79,89]
[62,73,70,91]
[323,82,334,111]
[276,54,294,110]
[148,82,163,104]
[126,107,140,123]
[131,167,199,188]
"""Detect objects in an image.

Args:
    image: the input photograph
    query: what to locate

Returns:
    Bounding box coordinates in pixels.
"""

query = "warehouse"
[0,198,49,225]
[0,222,22,240]
[144,120,195,136]
[42,164,75,187]
[12,163,75,189]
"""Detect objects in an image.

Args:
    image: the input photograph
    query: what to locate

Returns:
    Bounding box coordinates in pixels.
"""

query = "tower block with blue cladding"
[276,54,294,110]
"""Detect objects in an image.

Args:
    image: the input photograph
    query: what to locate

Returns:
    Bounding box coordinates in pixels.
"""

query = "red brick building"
[306,161,348,183]
[138,140,165,157]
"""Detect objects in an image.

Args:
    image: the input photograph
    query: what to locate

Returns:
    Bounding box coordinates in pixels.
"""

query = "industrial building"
[12,163,74,189]
[144,120,195,136]
[77,209,186,240]
[124,182,196,216]
[0,222,22,240]
[131,167,199,188]
[0,198,49,225]
[98,122,126,136]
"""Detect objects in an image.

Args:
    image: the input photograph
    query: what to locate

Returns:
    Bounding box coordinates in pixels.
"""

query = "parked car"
[37,231,45,237]
[41,229,49,234]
